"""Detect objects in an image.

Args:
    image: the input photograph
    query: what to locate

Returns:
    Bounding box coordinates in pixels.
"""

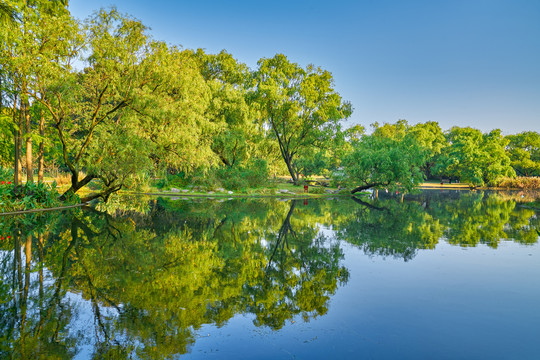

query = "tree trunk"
[284,156,298,185]
[24,100,33,184]
[13,101,22,186]
[59,173,96,201]
[13,114,19,186]
[80,183,123,203]
[219,154,231,167]
[351,182,384,194]
[350,196,389,212]
[38,111,44,182]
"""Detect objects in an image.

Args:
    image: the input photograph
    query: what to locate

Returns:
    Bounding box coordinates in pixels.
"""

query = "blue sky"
[69,0,540,134]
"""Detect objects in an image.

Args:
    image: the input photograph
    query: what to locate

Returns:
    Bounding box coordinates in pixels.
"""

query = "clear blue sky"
[69,0,540,134]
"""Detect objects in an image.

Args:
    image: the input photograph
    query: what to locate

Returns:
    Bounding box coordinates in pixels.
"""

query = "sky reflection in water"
[1,190,539,359]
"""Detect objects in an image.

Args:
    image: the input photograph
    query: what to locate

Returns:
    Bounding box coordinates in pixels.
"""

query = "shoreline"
[0,202,90,216]
[2,185,539,216]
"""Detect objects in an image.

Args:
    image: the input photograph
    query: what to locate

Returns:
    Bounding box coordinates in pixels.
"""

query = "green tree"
[342,133,427,193]
[371,119,409,139]
[408,121,447,178]
[371,120,447,179]
[434,127,514,186]
[254,54,352,185]
[195,49,259,168]
[0,0,70,185]
[32,9,213,201]
[506,131,540,176]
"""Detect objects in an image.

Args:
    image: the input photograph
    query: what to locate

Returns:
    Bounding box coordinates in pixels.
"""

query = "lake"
[1,190,539,359]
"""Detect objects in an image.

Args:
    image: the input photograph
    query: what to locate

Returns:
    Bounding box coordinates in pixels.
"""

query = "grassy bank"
[140,178,349,198]
[4,173,540,215]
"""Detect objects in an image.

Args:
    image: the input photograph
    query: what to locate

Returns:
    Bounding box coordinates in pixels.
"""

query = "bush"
[493,176,540,189]
[217,159,269,191]
[307,186,326,194]
[0,181,77,212]
[0,167,14,181]
[160,159,270,192]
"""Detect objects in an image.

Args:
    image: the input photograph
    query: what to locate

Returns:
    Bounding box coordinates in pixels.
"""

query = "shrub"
[307,186,326,194]
[156,159,269,192]
[0,181,78,212]
[217,159,269,190]
[494,176,540,189]
[0,167,14,181]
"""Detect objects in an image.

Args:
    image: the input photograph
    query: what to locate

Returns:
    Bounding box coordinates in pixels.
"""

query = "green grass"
[138,178,344,198]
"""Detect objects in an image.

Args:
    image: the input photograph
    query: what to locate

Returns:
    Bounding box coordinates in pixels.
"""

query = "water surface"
[1,190,539,359]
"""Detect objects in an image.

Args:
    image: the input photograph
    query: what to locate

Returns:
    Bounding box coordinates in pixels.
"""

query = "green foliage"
[162,158,269,191]
[0,167,14,181]
[434,127,515,186]
[505,131,540,177]
[294,150,329,178]
[493,176,540,189]
[254,54,352,184]
[0,181,75,212]
[216,158,269,190]
[307,186,327,194]
[371,119,410,139]
[342,133,427,192]
[0,114,13,167]
[3,0,535,205]
[371,120,446,179]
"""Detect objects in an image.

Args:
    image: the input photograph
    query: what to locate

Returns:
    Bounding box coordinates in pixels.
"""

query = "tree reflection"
[0,198,349,358]
[336,190,540,260]
[336,196,444,261]
[0,192,538,358]
[246,200,349,329]
[0,214,79,359]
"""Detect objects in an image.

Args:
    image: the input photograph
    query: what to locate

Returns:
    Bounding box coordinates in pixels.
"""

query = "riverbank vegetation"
[1,1,539,212]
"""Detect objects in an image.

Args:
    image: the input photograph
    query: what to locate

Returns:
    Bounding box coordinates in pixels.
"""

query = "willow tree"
[371,120,447,179]
[254,54,352,184]
[343,134,427,194]
[195,49,260,168]
[33,9,213,201]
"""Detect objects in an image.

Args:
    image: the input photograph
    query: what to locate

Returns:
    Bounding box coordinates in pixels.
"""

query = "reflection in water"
[338,190,540,260]
[0,199,348,358]
[0,190,538,358]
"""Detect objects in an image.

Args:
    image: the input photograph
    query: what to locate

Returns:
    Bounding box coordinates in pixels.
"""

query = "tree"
[254,54,352,185]
[408,121,447,178]
[32,9,214,201]
[371,119,409,139]
[505,131,540,177]
[371,120,447,179]
[342,133,427,194]
[0,0,70,185]
[434,127,515,186]
[195,49,261,169]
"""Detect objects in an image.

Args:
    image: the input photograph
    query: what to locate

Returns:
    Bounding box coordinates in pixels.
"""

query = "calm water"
[1,190,539,359]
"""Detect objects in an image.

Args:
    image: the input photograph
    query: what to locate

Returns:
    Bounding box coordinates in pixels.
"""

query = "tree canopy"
[254,54,352,184]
